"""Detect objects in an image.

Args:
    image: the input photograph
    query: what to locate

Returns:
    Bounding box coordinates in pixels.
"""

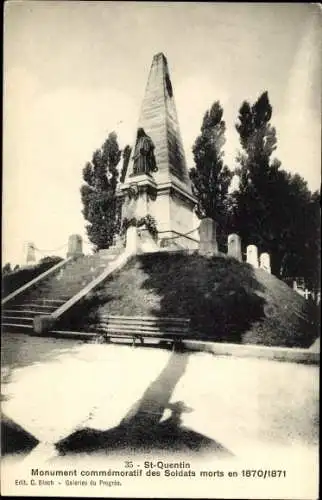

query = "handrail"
[158,229,199,244]
[2,258,73,306]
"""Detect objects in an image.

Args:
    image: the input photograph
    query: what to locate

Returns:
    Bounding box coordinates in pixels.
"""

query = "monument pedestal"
[117,175,198,251]
[118,174,157,222]
[117,176,159,253]
[123,224,159,255]
[137,227,159,253]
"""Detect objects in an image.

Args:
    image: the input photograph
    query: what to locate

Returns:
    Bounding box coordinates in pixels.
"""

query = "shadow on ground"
[1,414,39,455]
[55,348,232,457]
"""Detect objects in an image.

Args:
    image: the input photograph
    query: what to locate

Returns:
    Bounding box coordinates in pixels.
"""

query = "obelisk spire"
[126,52,192,194]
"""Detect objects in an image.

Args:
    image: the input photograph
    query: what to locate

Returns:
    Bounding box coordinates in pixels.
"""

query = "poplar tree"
[233,92,281,247]
[80,132,121,250]
[189,101,232,246]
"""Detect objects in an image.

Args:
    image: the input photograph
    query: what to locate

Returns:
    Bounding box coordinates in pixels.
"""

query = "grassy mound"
[62,252,319,348]
[2,258,63,298]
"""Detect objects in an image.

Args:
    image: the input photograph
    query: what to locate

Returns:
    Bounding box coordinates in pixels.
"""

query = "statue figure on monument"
[131,128,158,176]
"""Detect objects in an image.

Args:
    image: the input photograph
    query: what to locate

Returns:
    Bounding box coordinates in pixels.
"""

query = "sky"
[3,1,321,266]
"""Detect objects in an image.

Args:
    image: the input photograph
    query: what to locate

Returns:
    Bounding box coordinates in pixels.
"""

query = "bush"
[39,255,64,266]
[2,258,64,298]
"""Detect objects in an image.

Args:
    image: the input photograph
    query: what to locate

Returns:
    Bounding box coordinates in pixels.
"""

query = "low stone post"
[138,226,159,253]
[259,252,271,274]
[67,234,83,259]
[199,218,218,256]
[227,233,242,261]
[33,315,55,335]
[246,245,259,268]
[125,225,139,254]
[26,242,36,266]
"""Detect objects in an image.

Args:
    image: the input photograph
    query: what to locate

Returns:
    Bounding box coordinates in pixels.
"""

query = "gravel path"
[2,332,319,460]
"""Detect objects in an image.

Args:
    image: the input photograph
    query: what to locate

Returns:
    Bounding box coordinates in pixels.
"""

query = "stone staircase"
[2,300,66,331]
[2,249,123,333]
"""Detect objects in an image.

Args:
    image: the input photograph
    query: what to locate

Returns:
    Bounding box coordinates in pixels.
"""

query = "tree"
[306,190,321,296]
[288,186,320,293]
[80,132,122,251]
[2,263,12,275]
[271,172,312,274]
[189,101,233,247]
[232,92,288,272]
[232,91,320,281]
[233,93,279,236]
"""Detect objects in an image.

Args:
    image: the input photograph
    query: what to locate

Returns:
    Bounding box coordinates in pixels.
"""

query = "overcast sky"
[3,1,321,266]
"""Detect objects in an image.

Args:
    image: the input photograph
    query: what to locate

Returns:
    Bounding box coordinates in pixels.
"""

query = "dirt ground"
[1,332,319,499]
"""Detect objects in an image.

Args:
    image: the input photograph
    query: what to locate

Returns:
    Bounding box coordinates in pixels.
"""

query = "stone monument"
[227,233,242,261]
[118,53,198,250]
[260,252,271,274]
[246,245,259,268]
[66,234,83,259]
[26,242,36,266]
[199,218,218,255]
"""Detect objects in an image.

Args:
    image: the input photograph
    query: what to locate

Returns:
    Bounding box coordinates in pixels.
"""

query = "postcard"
[2,2,320,498]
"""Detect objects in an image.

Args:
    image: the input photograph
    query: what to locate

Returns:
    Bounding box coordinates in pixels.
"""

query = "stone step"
[12,298,67,313]
[30,292,80,301]
[100,314,190,323]
[30,291,74,299]
[18,299,66,308]
[99,253,120,260]
[40,279,100,288]
[38,299,66,304]
[2,322,33,330]
[45,282,91,289]
[12,303,58,311]
[3,309,43,317]
[5,253,116,315]
[2,315,34,325]
[53,271,104,279]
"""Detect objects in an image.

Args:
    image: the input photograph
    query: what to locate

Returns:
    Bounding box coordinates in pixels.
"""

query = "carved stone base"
[138,227,159,253]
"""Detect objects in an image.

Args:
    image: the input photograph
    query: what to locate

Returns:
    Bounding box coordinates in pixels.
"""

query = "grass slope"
[63,252,319,348]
